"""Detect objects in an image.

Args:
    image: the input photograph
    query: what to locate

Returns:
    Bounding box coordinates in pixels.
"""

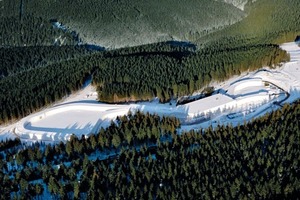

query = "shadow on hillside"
[54,100,100,107]
[165,40,197,51]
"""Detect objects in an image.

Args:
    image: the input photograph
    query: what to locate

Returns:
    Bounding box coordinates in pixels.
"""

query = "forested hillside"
[1,0,299,124]
[2,0,245,48]
[94,40,288,103]
[0,40,289,124]
[0,101,299,199]
[1,0,300,198]
[0,60,90,122]
[199,0,300,45]
[0,15,78,47]
[0,46,91,77]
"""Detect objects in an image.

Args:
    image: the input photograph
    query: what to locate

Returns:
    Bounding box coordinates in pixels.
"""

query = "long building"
[185,93,236,118]
[185,78,273,118]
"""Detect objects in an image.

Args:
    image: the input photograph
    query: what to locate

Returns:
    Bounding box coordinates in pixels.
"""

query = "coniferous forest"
[1,0,298,124]
[1,0,300,199]
[0,38,289,124]
[0,102,299,199]
[1,0,245,48]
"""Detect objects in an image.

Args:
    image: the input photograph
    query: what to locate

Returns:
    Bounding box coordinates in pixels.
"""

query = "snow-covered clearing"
[1,41,300,143]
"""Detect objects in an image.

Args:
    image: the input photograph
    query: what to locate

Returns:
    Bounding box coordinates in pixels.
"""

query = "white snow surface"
[1,41,300,143]
[186,93,235,118]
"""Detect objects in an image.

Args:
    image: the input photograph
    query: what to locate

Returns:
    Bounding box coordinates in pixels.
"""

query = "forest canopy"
[0,101,299,199]
[0,0,300,199]
[0,0,299,124]
[1,0,245,48]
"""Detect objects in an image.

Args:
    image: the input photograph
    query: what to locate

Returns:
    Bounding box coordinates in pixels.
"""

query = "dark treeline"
[105,41,196,59]
[94,39,289,103]
[0,45,91,78]
[0,101,299,199]
[0,138,21,152]
[0,15,77,47]
[0,56,95,124]
[0,44,95,124]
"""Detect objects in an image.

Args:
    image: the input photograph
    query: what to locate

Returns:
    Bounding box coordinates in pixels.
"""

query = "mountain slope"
[0,15,78,47]
[198,0,300,46]
[2,0,245,48]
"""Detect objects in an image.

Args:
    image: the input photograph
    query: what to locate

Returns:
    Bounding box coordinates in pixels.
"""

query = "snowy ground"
[181,41,300,131]
[1,41,300,143]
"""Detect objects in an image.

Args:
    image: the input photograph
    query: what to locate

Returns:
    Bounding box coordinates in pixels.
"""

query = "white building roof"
[185,94,234,116]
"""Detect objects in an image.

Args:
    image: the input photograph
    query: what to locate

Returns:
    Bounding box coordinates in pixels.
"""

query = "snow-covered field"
[1,42,300,143]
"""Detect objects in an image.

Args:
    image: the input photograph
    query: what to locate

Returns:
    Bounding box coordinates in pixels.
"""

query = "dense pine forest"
[1,0,300,198]
[1,0,299,124]
[0,101,299,199]
[0,40,289,124]
[1,0,245,48]
[199,0,300,45]
[0,15,78,47]
[0,46,91,77]
[94,41,288,103]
